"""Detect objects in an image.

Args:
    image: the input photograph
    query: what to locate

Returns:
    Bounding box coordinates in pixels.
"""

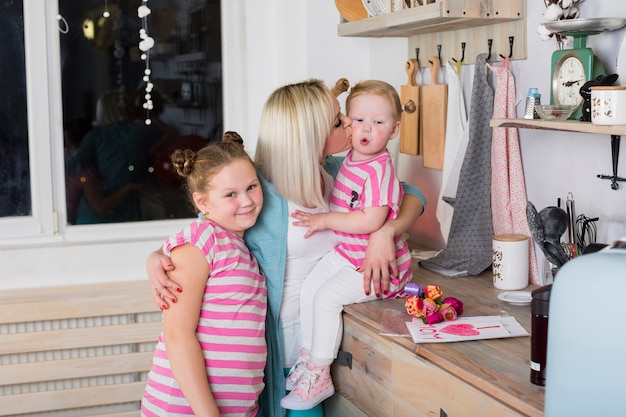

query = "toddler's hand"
[291,210,327,238]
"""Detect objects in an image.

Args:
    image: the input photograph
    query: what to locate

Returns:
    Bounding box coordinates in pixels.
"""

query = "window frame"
[0,0,246,247]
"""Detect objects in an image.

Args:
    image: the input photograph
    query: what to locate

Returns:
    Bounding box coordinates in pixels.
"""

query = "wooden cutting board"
[420,56,447,170]
[334,0,368,21]
[400,59,420,155]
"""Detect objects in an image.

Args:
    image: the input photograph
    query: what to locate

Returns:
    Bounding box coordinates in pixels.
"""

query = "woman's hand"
[358,222,396,297]
[147,248,182,309]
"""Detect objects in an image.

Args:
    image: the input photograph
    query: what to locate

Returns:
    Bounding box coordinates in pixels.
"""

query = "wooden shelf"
[337,0,526,66]
[337,0,523,38]
[490,118,626,136]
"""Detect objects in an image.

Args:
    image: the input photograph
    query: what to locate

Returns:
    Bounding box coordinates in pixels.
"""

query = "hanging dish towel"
[488,57,539,284]
[421,53,495,277]
[436,60,469,243]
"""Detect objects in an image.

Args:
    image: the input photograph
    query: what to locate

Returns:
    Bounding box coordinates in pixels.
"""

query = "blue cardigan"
[244,155,426,417]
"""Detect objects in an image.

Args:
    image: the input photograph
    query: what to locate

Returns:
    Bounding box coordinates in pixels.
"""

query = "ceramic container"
[492,234,529,290]
[591,86,626,125]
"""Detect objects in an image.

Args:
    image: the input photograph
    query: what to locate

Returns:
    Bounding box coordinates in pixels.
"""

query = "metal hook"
[415,47,420,62]
[451,42,466,63]
[429,45,442,65]
[499,36,514,59]
[487,39,493,61]
[597,135,626,190]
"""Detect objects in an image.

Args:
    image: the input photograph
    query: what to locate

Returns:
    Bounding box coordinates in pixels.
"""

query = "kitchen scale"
[545,18,626,120]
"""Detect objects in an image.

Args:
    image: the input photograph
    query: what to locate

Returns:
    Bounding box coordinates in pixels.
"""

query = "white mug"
[492,234,529,290]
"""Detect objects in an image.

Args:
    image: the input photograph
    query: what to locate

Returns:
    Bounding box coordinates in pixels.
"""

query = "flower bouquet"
[404,283,464,325]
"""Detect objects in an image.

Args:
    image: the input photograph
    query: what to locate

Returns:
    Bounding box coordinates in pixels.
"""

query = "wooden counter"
[328,260,544,417]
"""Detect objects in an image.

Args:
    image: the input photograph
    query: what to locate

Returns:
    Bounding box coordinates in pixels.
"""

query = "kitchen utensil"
[535,104,575,121]
[335,0,368,21]
[400,58,420,155]
[331,77,350,96]
[526,202,570,268]
[420,56,447,169]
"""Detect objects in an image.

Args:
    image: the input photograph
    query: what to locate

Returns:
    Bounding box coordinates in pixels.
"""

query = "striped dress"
[141,219,267,417]
[331,150,412,297]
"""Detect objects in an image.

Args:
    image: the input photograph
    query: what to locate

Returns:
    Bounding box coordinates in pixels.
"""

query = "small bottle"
[524,88,541,119]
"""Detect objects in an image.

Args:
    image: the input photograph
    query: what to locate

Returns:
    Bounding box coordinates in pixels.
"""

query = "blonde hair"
[95,90,129,126]
[254,79,335,208]
[171,131,253,212]
[346,80,402,122]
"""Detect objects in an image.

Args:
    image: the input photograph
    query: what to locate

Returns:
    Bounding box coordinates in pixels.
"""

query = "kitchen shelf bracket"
[597,135,626,190]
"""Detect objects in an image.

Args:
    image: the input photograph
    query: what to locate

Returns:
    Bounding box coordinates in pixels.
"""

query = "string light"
[103,0,110,18]
[138,0,154,125]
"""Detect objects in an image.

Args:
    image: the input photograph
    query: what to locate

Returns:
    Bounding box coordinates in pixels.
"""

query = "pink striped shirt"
[331,150,411,297]
[141,219,267,417]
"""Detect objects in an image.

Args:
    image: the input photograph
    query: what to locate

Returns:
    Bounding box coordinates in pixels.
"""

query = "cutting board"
[331,77,350,97]
[421,56,447,170]
[400,59,420,155]
[334,0,368,21]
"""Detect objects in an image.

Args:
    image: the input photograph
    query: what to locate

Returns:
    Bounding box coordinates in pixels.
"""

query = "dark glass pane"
[0,0,31,217]
[60,0,222,224]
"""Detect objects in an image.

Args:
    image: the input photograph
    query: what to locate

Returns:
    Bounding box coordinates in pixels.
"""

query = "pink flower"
[420,298,438,317]
[438,303,458,321]
[404,283,465,323]
[425,312,444,325]
[443,296,464,316]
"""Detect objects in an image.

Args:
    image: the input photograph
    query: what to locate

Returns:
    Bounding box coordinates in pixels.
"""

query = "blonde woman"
[148,79,426,417]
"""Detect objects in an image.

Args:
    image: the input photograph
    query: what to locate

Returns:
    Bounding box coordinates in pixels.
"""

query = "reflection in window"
[60,0,222,224]
[0,0,31,218]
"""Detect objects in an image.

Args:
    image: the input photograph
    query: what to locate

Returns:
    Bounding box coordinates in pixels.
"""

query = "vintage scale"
[545,18,626,189]
[546,18,626,120]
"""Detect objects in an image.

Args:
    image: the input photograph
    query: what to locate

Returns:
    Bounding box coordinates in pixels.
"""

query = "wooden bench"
[0,281,161,417]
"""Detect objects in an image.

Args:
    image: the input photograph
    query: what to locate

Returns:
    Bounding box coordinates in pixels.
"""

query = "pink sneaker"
[280,362,334,410]
[286,350,310,391]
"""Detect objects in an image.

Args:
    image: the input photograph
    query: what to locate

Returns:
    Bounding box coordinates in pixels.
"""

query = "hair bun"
[170,148,197,178]
[222,131,244,145]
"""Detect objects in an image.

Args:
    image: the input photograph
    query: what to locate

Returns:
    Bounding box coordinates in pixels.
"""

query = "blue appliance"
[544,244,626,415]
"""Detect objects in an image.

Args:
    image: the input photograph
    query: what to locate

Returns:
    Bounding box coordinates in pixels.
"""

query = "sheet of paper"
[405,315,528,343]
[379,308,412,337]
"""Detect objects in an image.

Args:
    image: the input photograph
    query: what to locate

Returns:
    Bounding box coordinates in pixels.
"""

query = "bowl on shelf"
[535,104,576,121]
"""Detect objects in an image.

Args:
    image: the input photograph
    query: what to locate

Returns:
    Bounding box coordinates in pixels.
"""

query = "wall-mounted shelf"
[338,0,522,38]
[337,0,526,66]
[491,118,626,190]
[490,118,626,136]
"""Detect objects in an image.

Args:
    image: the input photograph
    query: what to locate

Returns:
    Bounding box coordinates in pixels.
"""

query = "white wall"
[298,0,626,250]
[3,0,626,290]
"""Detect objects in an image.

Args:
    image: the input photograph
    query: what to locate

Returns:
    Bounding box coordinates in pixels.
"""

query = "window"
[0,0,226,242]
[0,1,30,219]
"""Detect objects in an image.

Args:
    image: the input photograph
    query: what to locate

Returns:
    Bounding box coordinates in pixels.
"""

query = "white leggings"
[299,250,378,365]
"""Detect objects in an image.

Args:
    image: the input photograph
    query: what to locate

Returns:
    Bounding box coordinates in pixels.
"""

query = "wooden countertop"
[342,261,544,416]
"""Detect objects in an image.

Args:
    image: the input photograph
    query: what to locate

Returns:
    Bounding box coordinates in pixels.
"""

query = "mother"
[147,79,426,417]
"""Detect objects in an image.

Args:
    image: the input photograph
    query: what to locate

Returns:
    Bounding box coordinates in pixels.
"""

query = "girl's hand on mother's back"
[147,249,182,310]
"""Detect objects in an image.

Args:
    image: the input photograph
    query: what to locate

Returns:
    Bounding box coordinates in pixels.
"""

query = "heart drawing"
[440,324,479,336]
[440,323,502,336]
